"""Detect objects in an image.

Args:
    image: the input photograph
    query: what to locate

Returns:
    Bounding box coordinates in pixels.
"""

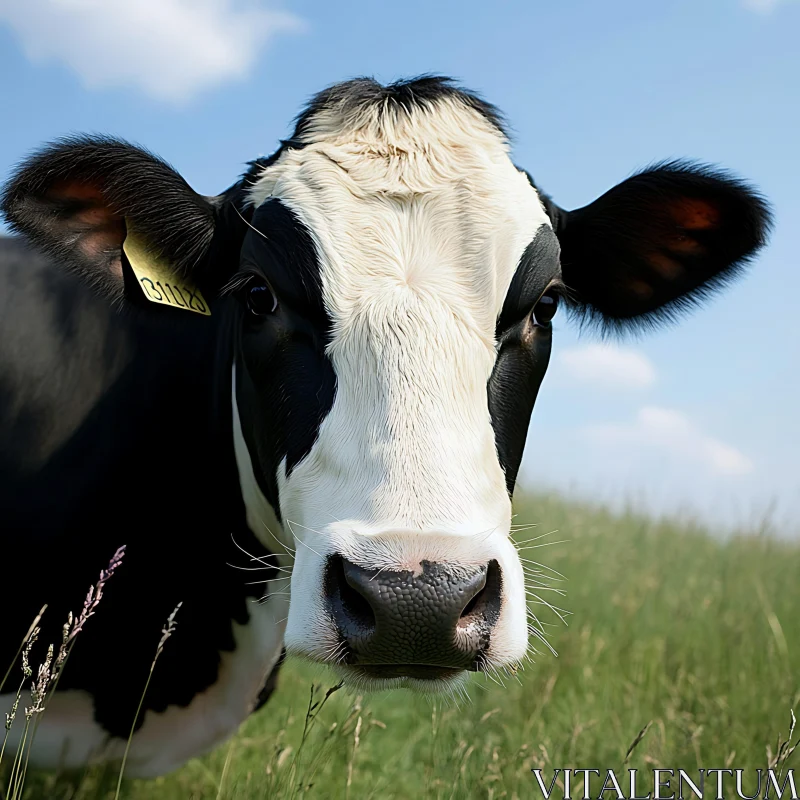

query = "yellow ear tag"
[123,227,211,316]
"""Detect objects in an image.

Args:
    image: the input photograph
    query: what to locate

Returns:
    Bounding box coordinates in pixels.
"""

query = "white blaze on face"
[243,96,552,674]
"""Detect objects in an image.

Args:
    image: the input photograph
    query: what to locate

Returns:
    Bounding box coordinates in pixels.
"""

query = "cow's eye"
[531,290,559,327]
[246,281,278,316]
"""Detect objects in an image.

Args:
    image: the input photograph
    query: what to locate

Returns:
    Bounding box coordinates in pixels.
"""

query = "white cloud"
[742,0,798,13]
[584,406,754,477]
[0,0,304,104]
[557,344,657,391]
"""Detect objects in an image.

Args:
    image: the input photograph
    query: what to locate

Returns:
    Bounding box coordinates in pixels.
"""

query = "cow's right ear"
[1,136,219,303]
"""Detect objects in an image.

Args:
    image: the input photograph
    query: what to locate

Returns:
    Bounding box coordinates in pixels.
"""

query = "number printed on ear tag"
[123,227,211,316]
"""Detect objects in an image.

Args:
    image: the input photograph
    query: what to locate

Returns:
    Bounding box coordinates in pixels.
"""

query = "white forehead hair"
[247,91,551,333]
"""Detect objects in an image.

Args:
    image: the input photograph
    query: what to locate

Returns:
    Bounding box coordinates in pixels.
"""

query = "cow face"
[1,77,771,694]
[227,85,561,688]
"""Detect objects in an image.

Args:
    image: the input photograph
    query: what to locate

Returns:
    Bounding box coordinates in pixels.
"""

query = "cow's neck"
[4,296,281,739]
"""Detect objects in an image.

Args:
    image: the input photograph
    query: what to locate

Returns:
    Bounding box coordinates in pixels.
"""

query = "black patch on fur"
[230,200,337,517]
[242,199,327,319]
[496,227,561,332]
[489,227,559,494]
[488,330,551,495]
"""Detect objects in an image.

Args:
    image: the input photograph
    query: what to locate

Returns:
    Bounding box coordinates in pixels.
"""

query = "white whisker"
[516,539,569,551]
[513,530,562,545]
[285,520,327,560]
[229,531,279,565]
[260,521,296,556]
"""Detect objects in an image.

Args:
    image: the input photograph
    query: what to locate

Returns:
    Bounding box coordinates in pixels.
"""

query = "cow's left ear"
[543,161,772,332]
[1,135,228,303]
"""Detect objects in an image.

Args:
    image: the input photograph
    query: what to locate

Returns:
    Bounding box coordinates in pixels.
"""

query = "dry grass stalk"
[286,681,344,799]
[0,624,39,771]
[5,641,54,799]
[114,601,183,800]
[69,545,127,644]
[767,709,799,784]
[623,720,653,765]
[0,606,46,697]
[2,546,126,799]
[345,713,362,799]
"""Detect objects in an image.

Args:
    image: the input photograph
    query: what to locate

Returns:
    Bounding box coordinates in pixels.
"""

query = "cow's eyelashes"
[531,290,559,327]
[245,278,278,316]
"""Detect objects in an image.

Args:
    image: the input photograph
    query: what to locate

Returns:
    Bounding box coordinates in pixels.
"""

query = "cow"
[0,76,771,778]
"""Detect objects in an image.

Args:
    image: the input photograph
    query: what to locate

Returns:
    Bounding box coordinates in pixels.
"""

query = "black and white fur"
[0,76,771,776]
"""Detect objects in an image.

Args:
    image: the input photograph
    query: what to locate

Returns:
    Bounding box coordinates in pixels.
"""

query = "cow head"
[1,77,771,692]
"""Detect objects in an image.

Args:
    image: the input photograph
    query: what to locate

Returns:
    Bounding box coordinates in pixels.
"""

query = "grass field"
[9,491,800,799]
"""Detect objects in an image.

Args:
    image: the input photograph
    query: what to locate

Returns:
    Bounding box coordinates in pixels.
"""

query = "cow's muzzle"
[323,554,502,676]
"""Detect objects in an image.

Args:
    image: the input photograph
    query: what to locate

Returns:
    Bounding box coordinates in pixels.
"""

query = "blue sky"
[0,0,797,532]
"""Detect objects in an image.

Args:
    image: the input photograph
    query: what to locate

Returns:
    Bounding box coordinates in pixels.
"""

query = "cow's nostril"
[338,557,376,629]
[324,555,377,643]
[460,586,482,618]
[458,559,502,625]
